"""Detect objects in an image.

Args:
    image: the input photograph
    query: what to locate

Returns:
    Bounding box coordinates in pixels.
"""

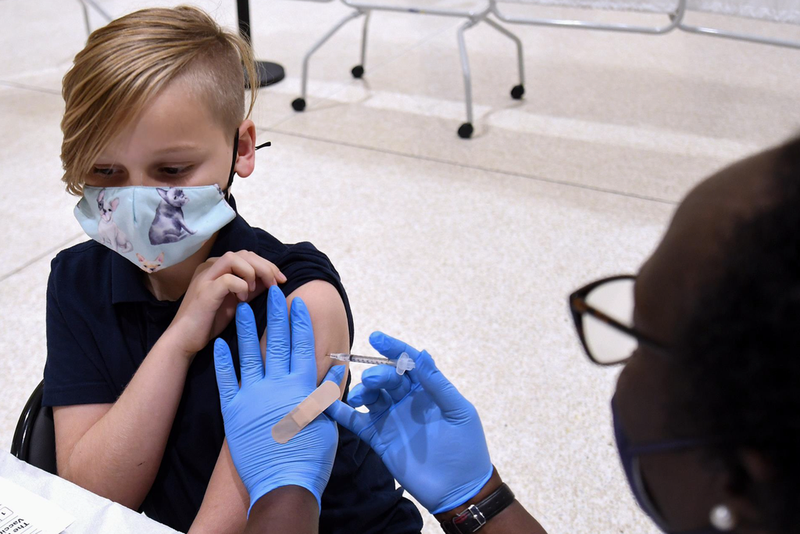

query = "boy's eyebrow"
[152,144,204,156]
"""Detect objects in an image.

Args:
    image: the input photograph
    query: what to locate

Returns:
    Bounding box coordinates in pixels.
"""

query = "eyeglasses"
[569,275,666,365]
[571,277,732,532]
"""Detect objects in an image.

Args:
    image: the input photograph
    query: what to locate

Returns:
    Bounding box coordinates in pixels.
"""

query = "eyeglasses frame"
[569,274,668,365]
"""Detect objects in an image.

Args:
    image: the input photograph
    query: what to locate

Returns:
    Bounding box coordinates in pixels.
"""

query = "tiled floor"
[1,0,798,532]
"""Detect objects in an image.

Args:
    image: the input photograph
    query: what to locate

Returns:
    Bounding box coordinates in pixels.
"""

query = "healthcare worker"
[214,136,800,534]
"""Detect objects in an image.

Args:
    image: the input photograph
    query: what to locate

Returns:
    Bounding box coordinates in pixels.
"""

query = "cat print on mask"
[149,188,197,245]
[96,189,133,253]
[136,252,164,273]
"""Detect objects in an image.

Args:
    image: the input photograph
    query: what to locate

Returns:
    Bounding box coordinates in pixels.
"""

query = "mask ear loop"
[225,131,271,200]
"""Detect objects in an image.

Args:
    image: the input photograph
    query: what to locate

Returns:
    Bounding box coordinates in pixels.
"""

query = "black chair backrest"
[10,380,57,475]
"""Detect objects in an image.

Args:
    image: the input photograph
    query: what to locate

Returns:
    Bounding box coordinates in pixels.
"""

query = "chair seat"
[11,380,57,475]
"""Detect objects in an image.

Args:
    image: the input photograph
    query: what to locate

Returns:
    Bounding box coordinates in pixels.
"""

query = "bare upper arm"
[260,280,350,386]
[53,403,113,476]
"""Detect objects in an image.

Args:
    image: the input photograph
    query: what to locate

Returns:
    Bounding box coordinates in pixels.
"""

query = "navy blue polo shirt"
[43,199,422,534]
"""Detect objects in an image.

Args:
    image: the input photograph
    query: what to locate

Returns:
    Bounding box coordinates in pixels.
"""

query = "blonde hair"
[60,6,258,195]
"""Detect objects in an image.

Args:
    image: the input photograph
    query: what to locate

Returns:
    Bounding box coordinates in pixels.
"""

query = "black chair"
[10,380,57,475]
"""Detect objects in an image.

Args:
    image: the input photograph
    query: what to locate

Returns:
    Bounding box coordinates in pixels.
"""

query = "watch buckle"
[467,504,487,531]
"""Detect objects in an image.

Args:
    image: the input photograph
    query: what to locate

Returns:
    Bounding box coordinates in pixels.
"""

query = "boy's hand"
[169,251,286,358]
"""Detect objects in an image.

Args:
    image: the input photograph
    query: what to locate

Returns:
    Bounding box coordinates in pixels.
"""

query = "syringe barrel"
[349,355,396,366]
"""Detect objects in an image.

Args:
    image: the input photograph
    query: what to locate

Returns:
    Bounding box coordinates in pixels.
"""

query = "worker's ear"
[715,450,772,530]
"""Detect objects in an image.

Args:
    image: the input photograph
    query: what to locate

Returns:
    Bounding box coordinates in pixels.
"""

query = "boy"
[44,6,422,534]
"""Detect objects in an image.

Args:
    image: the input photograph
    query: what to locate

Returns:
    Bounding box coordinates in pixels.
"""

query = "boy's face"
[85,77,245,190]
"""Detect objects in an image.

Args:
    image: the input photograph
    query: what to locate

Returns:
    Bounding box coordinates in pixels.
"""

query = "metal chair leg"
[292,10,365,112]
[456,19,480,139]
[352,11,371,78]
[77,0,113,37]
[80,1,92,36]
[483,17,526,99]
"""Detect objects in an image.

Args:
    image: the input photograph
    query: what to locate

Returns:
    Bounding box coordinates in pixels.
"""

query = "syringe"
[329,352,416,375]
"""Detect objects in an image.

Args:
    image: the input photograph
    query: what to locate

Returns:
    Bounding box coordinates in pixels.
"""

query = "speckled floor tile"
[0,86,83,280]
[1,1,797,533]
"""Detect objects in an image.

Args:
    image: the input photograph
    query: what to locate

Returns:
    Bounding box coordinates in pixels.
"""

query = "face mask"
[75,185,236,273]
[74,131,272,273]
[611,398,720,534]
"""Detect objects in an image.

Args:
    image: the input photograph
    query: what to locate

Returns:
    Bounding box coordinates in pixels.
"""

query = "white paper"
[0,477,74,534]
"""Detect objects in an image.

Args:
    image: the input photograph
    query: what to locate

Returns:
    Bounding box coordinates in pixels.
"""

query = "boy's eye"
[92,167,116,176]
[159,166,191,176]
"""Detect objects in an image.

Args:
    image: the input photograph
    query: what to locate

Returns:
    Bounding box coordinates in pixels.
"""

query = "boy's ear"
[233,120,257,179]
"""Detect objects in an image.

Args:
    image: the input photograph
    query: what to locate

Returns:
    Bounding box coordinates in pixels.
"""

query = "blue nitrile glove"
[325,332,493,515]
[213,286,344,514]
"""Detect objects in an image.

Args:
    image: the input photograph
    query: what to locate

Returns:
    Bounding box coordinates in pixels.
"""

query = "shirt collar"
[207,196,258,259]
[110,252,153,304]
[111,194,258,305]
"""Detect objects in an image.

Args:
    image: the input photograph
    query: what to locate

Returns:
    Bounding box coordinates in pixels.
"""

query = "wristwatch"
[440,484,515,534]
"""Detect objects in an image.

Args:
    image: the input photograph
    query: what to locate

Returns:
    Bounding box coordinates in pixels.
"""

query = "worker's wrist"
[250,485,320,518]
[433,467,504,523]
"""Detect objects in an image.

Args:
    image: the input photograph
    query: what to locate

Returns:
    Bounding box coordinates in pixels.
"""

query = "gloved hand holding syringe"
[329,352,416,375]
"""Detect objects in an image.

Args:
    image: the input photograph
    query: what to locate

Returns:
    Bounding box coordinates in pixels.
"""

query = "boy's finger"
[209,253,257,293]
[213,338,238,411]
[236,303,264,385]
[265,286,291,377]
[245,251,287,286]
[210,274,249,303]
[269,261,287,284]
[290,297,316,381]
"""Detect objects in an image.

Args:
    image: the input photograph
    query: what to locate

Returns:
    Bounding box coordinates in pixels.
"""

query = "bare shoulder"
[286,281,347,330]
[286,281,350,384]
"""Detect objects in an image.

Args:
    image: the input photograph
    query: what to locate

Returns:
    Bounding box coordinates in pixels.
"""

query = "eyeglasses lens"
[583,278,637,364]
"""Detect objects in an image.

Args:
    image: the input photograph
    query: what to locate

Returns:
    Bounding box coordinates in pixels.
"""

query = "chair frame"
[291,0,798,139]
[11,381,43,456]
[290,0,527,139]
[490,0,799,49]
[11,380,58,475]
[491,0,687,35]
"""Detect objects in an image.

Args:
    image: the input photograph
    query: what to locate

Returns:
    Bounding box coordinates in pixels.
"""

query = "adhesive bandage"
[272,380,341,444]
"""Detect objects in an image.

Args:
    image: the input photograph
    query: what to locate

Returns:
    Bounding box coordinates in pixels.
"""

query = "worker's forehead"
[635,145,780,337]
